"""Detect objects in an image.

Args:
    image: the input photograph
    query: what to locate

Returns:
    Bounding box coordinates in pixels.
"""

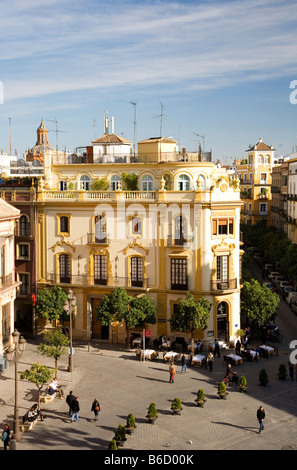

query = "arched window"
[110,175,121,191]
[19,215,30,237]
[80,175,90,190]
[264,154,270,164]
[142,175,153,191]
[94,215,107,243]
[258,155,264,164]
[196,174,206,190]
[177,174,190,191]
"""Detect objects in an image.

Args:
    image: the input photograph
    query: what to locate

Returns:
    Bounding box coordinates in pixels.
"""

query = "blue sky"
[0,0,297,163]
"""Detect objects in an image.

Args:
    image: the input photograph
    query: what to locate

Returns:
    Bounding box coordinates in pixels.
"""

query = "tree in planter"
[241,279,280,326]
[126,413,136,434]
[20,363,52,409]
[278,364,287,380]
[259,368,269,386]
[218,381,227,398]
[169,293,211,352]
[114,424,126,446]
[96,288,156,346]
[171,397,182,414]
[108,439,117,450]
[36,286,68,325]
[37,329,69,379]
[146,402,158,423]
[121,172,138,191]
[196,388,206,406]
[91,178,109,191]
[239,375,247,392]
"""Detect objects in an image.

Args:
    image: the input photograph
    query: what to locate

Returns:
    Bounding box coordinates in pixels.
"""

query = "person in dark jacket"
[91,398,100,422]
[181,354,187,374]
[257,406,265,433]
[71,396,80,422]
[2,424,10,451]
[66,391,75,417]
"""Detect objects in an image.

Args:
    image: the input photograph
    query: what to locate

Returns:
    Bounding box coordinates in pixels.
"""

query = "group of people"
[65,391,101,422]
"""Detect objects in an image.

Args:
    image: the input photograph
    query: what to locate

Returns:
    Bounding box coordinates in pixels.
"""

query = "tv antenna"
[47,118,68,151]
[130,101,137,157]
[153,101,166,136]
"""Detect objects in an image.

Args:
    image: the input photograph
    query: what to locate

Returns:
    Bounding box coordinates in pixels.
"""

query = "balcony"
[47,274,149,289]
[87,233,109,244]
[211,279,237,291]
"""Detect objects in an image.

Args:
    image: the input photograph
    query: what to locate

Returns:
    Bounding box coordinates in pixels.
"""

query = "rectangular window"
[18,273,30,295]
[132,217,142,235]
[216,255,229,289]
[17,243,30,259]
[2,304,10,346]
[60,216,69,233]
[212,218,234,236]
[171,258,188,290]
[94,255,107,285]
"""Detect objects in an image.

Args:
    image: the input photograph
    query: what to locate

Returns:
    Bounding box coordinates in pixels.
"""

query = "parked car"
[277,280,291,293]
[271,274,285,285]
[264,263,273,273]
[282,286,294,298]
[291,302,297,315]
[286,291,297,305]
[268,271,280,280]
[263,282,273,290]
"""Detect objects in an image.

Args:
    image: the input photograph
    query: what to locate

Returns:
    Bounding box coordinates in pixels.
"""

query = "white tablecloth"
[192,354,205,363]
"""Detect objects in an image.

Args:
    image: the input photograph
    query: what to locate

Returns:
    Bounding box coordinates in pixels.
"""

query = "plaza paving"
[1,263,297,453]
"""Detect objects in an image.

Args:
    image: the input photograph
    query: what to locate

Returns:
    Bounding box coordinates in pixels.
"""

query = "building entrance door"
[91,298,109,340]
[217,301,229,342]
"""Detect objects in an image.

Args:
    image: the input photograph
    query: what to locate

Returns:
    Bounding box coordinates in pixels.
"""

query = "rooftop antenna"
[8,117,12,155]
[47,118,68,152]
[153,101,166,136]
[130,101,137,157]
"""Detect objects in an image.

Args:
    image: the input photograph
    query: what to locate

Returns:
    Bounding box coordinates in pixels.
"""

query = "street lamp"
[6,330,26,447]
[64,288,76,372]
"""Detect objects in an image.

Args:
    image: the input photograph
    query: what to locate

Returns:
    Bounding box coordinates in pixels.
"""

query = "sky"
[0,0,297,163]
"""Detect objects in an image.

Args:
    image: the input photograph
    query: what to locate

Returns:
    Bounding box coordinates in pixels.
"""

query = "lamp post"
[64,289,76,373]
[6,330,26,447]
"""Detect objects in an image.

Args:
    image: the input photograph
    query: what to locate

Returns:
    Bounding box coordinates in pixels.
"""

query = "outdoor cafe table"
[191,354,206,366]
[163,351,180,362]
[225,354,243,365]
[259,345,276,358]
[132,338,141,347]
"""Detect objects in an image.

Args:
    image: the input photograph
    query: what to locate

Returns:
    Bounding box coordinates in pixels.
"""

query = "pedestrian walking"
[169,361,176,383]
[181,354,187,374]
[91,398,100,422]
[214,339,220,358]
[2,424,10,451]
[257,406,265,434]
[71,396,80,422]
[66,390,76,416]
[289,362,294,381]
[207,352,214,372]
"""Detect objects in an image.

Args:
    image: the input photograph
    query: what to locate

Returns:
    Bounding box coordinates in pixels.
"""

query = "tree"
[20,363,53,408]
[36,286,68,323]
[37,329,69,378]
[169,292,211,352]
[240,278,280,325]
[96,287,156,345]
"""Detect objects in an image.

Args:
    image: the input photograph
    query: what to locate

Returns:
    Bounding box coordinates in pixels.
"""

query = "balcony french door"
[59,254,71,283]
[131,257,143,287]
[174,216,187,245]
[94,255,107,285]
[171,258,188,290]
[216,255,228,289]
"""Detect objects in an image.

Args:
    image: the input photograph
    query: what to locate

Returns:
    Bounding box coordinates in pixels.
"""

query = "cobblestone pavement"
[1,264,297,453]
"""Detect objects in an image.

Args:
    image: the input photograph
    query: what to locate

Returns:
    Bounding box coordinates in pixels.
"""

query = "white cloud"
[1,0,297,102]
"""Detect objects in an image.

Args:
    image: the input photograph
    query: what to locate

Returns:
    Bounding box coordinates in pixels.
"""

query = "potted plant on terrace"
[114,424,126,447]
[171,397,182,415]
[125,413,136,434]
[108,439,117,450]
[146,402,158,424]
[217,381,228,399]
[195,388,206,407]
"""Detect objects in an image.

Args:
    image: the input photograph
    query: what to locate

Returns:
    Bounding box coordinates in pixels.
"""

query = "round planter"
[125,426,135,435]
[239,387,247,393]
[195,399,206,408]
[218,392,228,400]
[146,416,157,425]
[171,408,182,415]
[115,438,127,447]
